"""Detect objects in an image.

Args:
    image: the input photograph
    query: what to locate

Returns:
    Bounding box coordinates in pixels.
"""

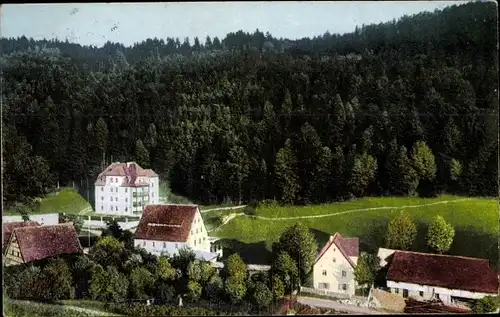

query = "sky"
[1,1,472,48]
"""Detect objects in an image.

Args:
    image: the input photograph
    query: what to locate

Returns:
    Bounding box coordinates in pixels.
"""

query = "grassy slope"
[4,188,91,216]
[214,196,499,266]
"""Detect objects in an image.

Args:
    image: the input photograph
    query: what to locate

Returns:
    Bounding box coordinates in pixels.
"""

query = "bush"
[243,205,256,216]
[106,303,244,316]
[4,301,93,317]
[471,296,500,313]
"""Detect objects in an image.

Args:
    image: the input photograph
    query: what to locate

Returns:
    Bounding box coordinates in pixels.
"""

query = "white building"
[133,204,221,262]
[94,162,159,215]
[384,250,499,306]
[313,232,359,296]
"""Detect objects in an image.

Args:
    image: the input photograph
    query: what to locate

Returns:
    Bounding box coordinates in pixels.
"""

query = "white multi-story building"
[134,204,222,262]
[94,162,160,215]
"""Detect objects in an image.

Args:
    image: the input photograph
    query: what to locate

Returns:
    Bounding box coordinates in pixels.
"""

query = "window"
[143,241,146,246]
[152,183,154,187]
[322,270,327,276]
[152,192,155,197]
[436,293,440,299]
[152,242,155,247]
[125,188,128,193]
[333,257,336,263]
[194,240,197,246]
[333,248,336,252]
[199,238,201,244]
[111,178,114,183]
[200,227,202,232]
[101,196,104,200]
[403,289,409,298]
[342,284,348,291]
[419,291,424,297]
[196,228,198,234]
[101,187,103,191]
[191,230,193,235]
[125,207,128,212]
[111,205,113,210]
[175,244,178,249]
[126,198,128,202]
[115,197,118,201]
[115,206,118,211]
[136,244,141,248]
[110,197,113,201]
[319,283,330,289]
[163,242,166,248]
[101,206,104,211]
[203,237,206,241]
[342,271,347,277]
[395,288,399,294]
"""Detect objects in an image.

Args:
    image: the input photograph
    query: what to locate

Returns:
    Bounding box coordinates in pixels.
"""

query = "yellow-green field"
[4,188,91,216]
[212,196,499,266]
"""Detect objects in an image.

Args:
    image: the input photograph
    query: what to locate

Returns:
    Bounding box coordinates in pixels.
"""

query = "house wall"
[95,174,159,216]
[186,209,210,253]
[134,238,187,256]
[387,280,495,305]
[2,214,58,226]
[313,242,356,296]
[4,234,24,266]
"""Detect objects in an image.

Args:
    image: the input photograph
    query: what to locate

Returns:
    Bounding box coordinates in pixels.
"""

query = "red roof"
[315,232,359,268]
[11,223,83,263]
[134,204,198,242]
[2,221,40,253]
[95,162,158,186]
[387,251,499,294]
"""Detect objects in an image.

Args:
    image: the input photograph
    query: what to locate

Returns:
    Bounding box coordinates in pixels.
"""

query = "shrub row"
[4,301,93,317]
[106,303,246,316]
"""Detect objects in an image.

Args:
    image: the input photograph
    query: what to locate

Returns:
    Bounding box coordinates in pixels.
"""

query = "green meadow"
[213,196,499,267]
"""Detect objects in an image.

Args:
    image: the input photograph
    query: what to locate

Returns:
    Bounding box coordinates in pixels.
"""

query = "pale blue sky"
[1,1,470,48]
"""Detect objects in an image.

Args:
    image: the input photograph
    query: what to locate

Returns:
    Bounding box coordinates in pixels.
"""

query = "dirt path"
[208,212,245,233]
[297,296,386,315]
[246,198,471,221]
[201,205,246,213]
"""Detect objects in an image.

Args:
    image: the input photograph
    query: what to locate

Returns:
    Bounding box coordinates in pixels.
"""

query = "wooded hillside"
[2,1,497,206]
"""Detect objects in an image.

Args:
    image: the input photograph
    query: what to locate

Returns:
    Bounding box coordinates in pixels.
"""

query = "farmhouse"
[134,204,221,261]
[94,162,160,215]
[384,250,499,306]
[313,232,359,296]
[3,223,83,266]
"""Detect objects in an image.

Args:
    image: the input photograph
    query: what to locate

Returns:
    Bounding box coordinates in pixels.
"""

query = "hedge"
[4,301,93,317]
[106,303,246,316]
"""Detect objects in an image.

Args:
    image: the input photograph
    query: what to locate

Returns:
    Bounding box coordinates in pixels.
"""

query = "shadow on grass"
[309,228,331,252]
[361,217,390,254]
[219,239,273,265]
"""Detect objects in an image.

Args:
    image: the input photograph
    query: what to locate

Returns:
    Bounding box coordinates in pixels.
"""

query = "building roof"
[386,251,499,294]
[315,232,359,268]
[371,289,406,312]
[2,221,40,253]
[377,248,397,267]
[11,223,83,263]
[94,162,158,186]
[134,204,199,242]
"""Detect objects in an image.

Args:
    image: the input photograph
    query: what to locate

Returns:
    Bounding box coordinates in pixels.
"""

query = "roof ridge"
[394,250,489,262]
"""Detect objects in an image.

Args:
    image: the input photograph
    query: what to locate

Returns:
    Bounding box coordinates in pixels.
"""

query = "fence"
[299,286,351,299]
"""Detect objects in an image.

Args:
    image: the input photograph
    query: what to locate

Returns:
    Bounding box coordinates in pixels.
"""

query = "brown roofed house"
[134,204,219,261]
[3,223,83,266]
[385,250,499,306]
[313,232,360,297]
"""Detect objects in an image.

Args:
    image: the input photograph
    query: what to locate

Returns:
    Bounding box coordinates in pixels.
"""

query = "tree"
[225,276,247,303]
[270,275,285,300]
[135,139,150,168]
[272,252,299,292]
[154,281,176,304]
[129,267,155,299]
[471,296,499,314]
[90,265,129,302]
[71,255,96,299]
[186,280,203,302]
[40,258,75,300]
[386,212,417,250]
[353,252,381,294]
[411,141,437,182]
[101,220,124,239]
[156,256,177,281]
[272,222,318,280]
[89,236,125,269]
[275,139,300,205]
[94,117,108,168]
[348,152,378,197]
[386,144,419,196]
[225,253,247,282]
[59,213,83,234]
[204,274,223,301]
[426,215,455,253]
[252,281,272,310]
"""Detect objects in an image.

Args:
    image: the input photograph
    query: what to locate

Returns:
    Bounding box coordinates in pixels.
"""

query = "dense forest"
[2,1,498,208]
